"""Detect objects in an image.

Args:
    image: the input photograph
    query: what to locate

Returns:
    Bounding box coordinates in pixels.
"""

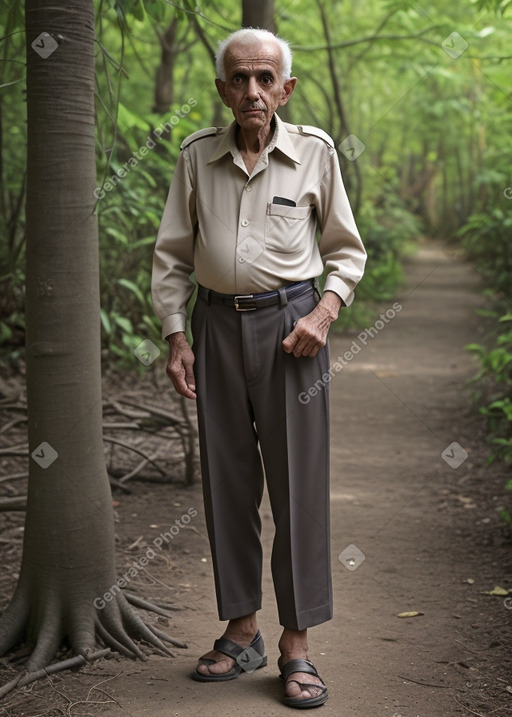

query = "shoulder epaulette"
[296,125,335,149]
[180,127,220,150]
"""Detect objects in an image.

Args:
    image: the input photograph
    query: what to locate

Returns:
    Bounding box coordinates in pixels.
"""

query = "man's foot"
[278,628,328,707]
[192,615,265,681]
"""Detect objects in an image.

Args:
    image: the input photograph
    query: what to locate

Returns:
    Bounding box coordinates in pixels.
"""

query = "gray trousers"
[191,284,333,630]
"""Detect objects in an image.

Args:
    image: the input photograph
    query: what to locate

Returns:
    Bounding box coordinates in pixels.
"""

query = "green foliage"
[2,0,512,370]
[334,194,420,331]
[466,316,512,462]
[458,209,512,300]
[461,200,512,523]
[475,0,512,15]
[94,138,175,368]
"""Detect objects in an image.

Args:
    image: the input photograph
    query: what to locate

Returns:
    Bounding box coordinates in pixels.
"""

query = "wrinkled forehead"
[223,38,283,76]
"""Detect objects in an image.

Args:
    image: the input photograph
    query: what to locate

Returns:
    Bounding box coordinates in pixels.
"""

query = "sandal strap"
[287,679,328,694]
[213,629,263,661]
[279,658,325,684]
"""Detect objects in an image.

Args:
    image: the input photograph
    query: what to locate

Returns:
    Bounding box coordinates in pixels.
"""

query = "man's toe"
[285,672,324,699]
[196,652,235,676]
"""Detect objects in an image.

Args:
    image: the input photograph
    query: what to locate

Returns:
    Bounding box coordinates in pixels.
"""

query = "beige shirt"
[152,113,367,339]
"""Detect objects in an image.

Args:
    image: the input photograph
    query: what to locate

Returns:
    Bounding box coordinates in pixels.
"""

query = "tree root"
[146,624,187,649]
[0,587,187,699]
[123,592,186,615]
[0,648,111,700]
[0,496,27,511]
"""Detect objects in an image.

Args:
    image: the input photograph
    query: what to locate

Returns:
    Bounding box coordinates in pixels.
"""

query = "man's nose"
[246,76,260,100]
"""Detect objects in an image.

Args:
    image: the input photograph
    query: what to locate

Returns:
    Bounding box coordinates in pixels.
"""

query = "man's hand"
[166,332,197,399]
[282,291,342,358]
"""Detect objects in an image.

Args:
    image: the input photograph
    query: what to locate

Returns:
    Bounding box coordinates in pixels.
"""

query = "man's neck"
[236,116,276,156]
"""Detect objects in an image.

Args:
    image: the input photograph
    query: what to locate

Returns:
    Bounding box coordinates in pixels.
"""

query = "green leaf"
[114,0,145,23]
[143,0,167,21]
[113,316,134,334]
[105,226,129,244]
[0,322,13,342]
[116,102,151,132]
[100,309,112,335]
[118,278,145,305]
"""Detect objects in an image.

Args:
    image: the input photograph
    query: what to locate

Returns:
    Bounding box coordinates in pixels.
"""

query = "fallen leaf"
[484,586,509,596]
[396,611,424,618]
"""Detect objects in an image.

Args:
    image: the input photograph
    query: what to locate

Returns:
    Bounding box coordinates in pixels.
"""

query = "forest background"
[1,0,512,524]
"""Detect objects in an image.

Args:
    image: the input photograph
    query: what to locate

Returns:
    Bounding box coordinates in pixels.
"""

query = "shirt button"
[238,257,246,263]
[241,219,249,227]
[245,185,252,192]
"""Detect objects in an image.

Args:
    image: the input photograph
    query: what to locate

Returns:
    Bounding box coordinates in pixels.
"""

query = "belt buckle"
[234,294,257,311]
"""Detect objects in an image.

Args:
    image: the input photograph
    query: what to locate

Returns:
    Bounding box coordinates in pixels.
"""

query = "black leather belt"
[198,280,315,311]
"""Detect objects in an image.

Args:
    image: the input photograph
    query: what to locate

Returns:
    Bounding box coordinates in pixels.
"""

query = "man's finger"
[167,361,197,399]
[185,366,196,395]
[282,328,299,354]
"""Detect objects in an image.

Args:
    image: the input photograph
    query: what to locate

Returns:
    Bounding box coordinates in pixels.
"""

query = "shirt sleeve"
[151,149,197,339]
[316,147,367,306]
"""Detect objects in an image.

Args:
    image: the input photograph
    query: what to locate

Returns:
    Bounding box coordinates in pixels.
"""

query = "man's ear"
[279,77,297,107]
[215,78,231,108]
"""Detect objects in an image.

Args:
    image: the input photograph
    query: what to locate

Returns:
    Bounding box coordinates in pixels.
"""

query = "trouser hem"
[218,597,262,622]
[279,603,333,631]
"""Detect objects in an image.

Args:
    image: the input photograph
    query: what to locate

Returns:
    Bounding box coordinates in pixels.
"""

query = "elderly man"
[152,28,366,709]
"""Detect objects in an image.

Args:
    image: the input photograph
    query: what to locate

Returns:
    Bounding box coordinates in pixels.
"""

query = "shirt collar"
[207,113,301,166]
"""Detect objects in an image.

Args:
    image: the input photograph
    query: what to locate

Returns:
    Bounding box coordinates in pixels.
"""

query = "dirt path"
[2,242,511,716]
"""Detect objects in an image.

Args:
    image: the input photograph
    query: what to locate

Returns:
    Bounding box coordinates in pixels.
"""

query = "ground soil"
[1,241,511,717]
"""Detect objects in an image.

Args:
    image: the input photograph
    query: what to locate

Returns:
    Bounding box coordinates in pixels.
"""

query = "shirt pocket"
[265,203,314,253]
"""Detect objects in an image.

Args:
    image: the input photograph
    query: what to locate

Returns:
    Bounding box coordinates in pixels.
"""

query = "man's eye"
[261,75,273,85]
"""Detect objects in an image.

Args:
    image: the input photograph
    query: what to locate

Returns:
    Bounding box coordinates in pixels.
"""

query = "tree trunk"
[242,0,276,31]
[316,0,362,213]
[153,17,179,114]
[0,0,167,673]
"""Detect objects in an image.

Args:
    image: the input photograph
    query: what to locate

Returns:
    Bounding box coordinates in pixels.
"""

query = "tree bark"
[0,0,167,673]
[153,17,179,114]
[316,0,362,213]
[242,0,276,31]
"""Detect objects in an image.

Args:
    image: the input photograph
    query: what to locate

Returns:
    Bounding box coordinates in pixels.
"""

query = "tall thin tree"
[0,0,168,680]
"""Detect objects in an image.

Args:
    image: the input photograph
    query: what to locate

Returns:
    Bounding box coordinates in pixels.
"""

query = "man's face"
[215,38,296,133]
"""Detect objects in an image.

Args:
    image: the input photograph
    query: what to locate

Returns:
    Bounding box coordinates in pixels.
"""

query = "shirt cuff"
[161,313,187,340]
[323,275,353,307]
